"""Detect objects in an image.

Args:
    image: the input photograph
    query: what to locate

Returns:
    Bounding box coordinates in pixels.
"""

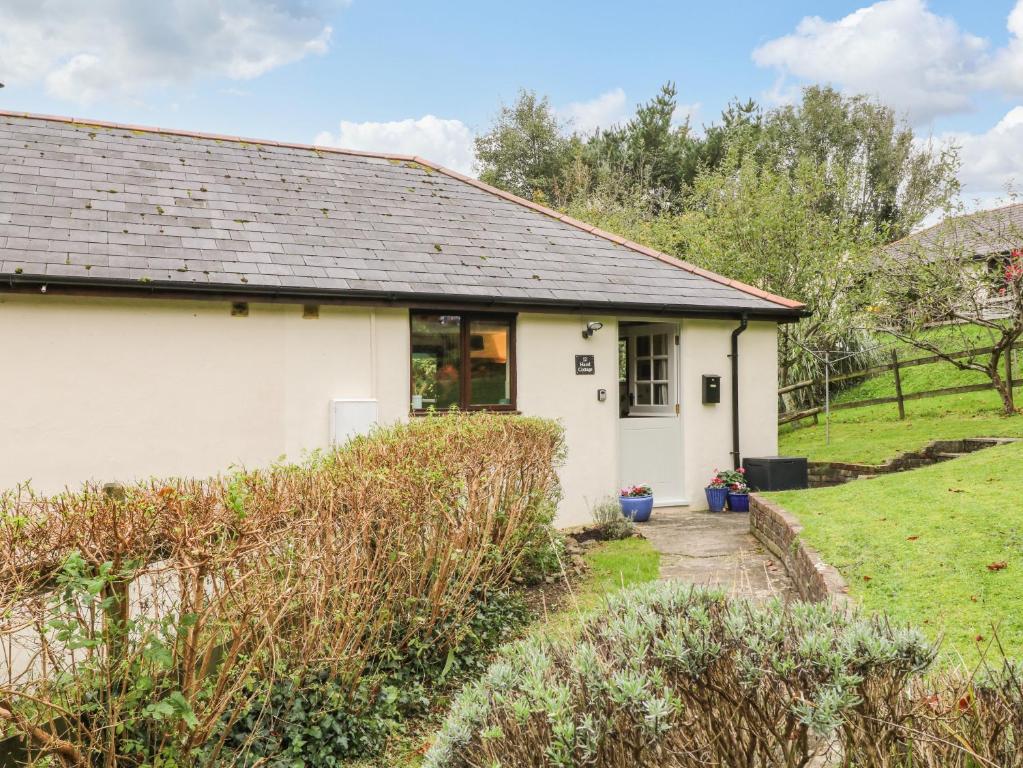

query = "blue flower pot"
[619,495,653,523]
[727,492,750,512]
[705,487,728,513]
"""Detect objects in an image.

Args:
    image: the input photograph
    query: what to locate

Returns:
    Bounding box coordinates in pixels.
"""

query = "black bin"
[742,456,808,492]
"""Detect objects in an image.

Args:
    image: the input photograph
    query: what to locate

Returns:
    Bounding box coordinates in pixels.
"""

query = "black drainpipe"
[730,314,749,470]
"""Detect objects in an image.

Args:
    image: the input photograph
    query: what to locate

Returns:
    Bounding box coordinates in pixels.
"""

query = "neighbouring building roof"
[885,202,1023,261]
[0,112,803,318]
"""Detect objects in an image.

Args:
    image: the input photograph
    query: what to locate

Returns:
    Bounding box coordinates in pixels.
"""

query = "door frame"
[617,319,686,505]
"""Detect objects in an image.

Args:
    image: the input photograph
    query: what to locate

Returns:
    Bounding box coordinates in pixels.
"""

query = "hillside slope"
[779,334,1023,463]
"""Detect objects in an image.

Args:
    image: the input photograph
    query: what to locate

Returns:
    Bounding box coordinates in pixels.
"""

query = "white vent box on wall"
[330,399,379,445]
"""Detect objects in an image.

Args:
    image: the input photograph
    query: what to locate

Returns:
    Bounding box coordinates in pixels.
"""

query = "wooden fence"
[778,343,1023,425]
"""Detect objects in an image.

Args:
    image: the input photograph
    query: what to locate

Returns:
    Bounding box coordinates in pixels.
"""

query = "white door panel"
[618,322,684,505]
[619,417,685,504]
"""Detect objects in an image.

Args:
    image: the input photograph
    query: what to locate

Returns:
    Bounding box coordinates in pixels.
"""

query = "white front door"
[618,323,685,505]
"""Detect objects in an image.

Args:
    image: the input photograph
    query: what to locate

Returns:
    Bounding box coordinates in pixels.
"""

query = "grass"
[534,536,661,637]
[778,396,1023,463]
[352,535,661,767]
[780,334,1023,463]
[769,441,1023,665]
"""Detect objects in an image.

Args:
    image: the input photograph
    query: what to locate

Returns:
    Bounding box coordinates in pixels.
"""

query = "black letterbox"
[742,456,809,491]
[702,374,721,404]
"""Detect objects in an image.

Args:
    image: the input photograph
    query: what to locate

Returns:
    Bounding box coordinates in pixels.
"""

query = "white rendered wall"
[680,319,779,508]
[0,295,780,524]
[516,313,620,527]
[0,294,409,492]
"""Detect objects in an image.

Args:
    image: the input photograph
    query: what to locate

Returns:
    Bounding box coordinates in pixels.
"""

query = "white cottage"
[0,112,804,526]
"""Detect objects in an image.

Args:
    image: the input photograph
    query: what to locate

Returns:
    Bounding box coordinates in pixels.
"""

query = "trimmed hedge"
[0,413,564,766]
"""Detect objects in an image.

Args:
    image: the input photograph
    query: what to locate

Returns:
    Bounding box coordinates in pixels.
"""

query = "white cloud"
[939,107,1023,208]
[754,1,1023,211]
[313,87,702,178]
[752,0,987,124]
[558,88,629,135]
[0,0,342,104]
[558,89,700,135]
[672,101,701,128]
[314,116,476,175]
[983,2,1023,97]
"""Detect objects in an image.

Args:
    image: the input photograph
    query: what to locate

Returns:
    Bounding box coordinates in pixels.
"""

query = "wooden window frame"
[409,310,517,414]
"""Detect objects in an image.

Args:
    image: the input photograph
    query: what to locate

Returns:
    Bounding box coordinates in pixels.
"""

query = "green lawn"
[769,441,1023,664]
[779,402,1023,464]
[535,536,661,637]
[780,336,1023,463]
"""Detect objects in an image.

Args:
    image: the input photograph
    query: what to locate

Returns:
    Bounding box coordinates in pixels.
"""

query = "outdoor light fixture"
[581,321,604,339]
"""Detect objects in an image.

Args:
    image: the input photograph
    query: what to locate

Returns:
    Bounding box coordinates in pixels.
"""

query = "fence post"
[824,351,831,445]
[1006,346,1016,412]
[891,350,906,420]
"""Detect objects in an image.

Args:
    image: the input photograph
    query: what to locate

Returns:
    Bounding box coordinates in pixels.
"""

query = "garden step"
[934,452,968,460]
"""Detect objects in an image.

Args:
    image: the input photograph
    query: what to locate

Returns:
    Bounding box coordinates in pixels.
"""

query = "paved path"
[640,508,795,601]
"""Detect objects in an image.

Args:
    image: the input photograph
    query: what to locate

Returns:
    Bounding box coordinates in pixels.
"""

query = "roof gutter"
[1,274,807,322]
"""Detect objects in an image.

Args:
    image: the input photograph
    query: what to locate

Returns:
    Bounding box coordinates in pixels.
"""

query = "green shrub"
[209,590,532,765]
[208,673,401,767]
[590,496,634,540]
[426,582,937,768]
[0,413,563,766]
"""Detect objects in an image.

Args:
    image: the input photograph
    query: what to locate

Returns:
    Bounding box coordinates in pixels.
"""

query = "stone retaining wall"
[749,493,850,608]
[807,437,1018,487]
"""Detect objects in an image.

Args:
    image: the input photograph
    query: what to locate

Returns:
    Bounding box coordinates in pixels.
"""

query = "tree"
[676,152,878,390]
[676,98,761,191]
[581,82,693,206]
[865,206,1023,415]
[757,86,959,240]
[474,90,570,203]
[476,84,958,241]
[472,83,963,393]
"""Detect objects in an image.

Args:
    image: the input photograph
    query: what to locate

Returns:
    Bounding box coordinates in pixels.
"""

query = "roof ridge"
[0,109,419,163]
[887,200,1023,249]
[0,109,804,312]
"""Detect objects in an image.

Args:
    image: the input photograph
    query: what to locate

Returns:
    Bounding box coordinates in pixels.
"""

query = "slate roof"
[0,112,803,317]
[885,202,1023,261]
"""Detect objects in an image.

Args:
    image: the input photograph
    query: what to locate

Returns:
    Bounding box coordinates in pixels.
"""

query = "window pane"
[636,335,651,356]
[637,384,652,405]
[469,318,512,405]
[654,383,669,405]
[654,359,667,380]
[653,334,667,355]
[618,339,627,383]
[637,359,652,381]
[411,314,461,409]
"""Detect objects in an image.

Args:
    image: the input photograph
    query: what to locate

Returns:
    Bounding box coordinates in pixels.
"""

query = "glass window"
[469,318,511,406]
[637,384,652,405]
[411,314,461,409]
[626,328,675,415]
[410,312,515,411]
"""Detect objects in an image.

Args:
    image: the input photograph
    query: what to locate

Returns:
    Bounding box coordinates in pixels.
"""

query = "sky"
[2,0,1022,209]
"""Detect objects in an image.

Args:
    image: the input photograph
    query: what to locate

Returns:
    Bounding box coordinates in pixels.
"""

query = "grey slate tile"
[0,113,794,314]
